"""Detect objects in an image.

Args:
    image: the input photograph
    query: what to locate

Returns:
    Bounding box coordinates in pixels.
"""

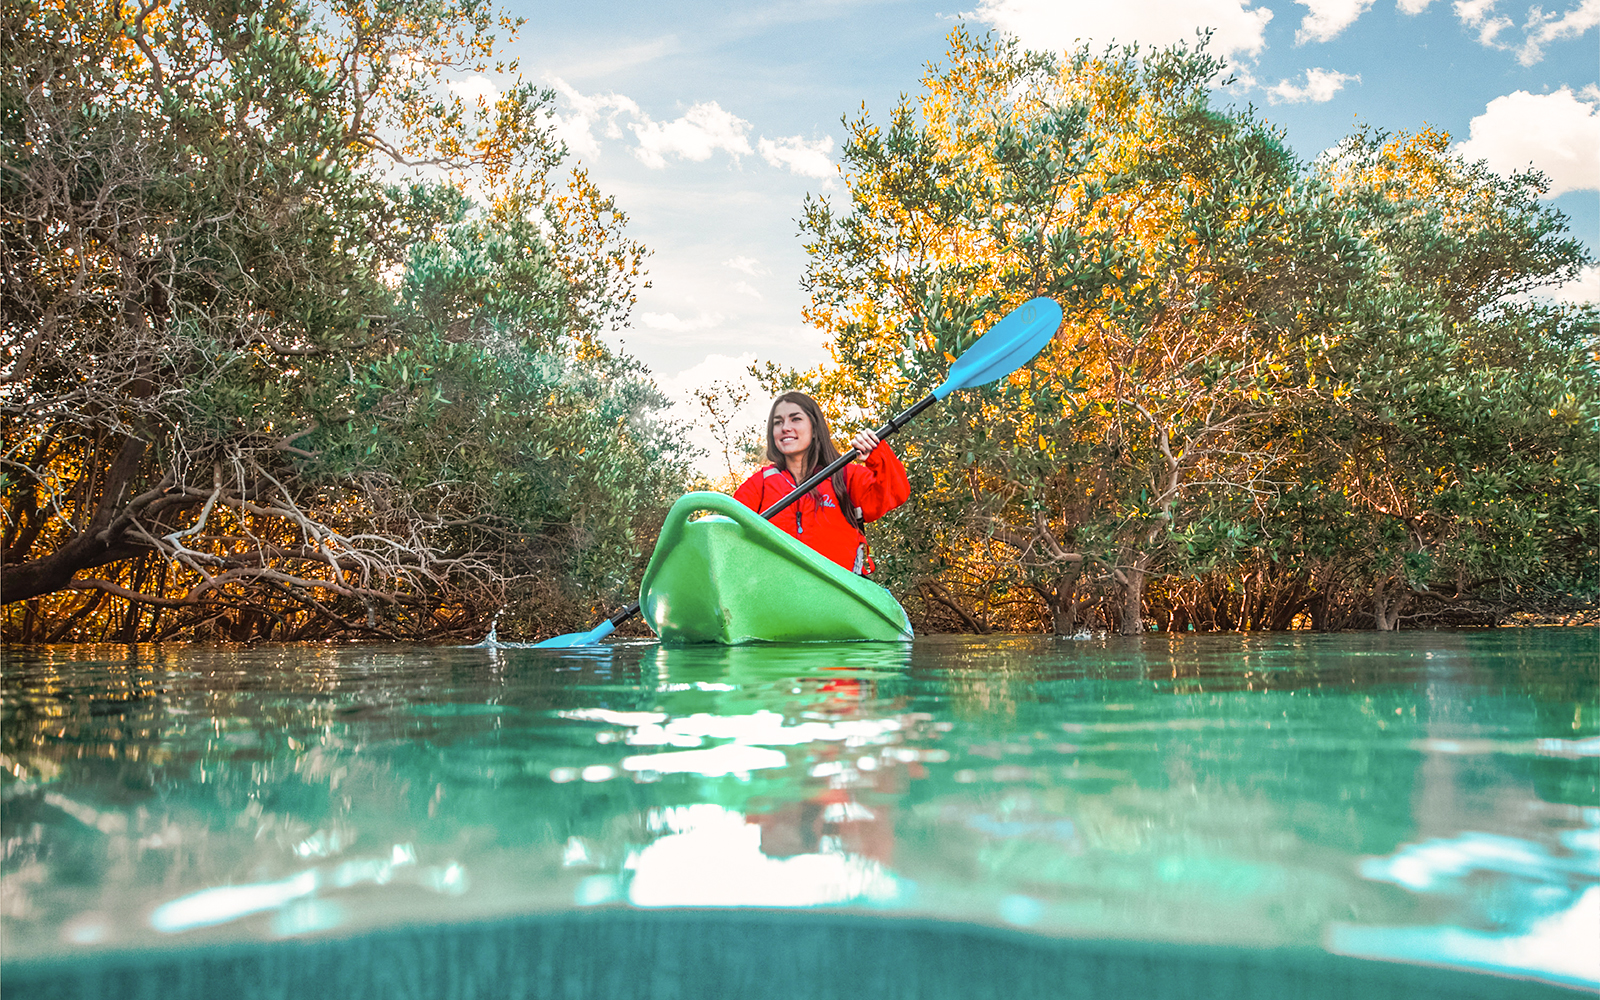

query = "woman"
[733,391,910,574]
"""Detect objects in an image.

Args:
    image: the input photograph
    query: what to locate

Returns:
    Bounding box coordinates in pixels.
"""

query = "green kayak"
[638,491,913,644]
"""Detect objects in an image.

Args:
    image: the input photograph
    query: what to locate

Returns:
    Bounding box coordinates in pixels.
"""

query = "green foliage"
[799,29,1598,634]
[2,0,688,642]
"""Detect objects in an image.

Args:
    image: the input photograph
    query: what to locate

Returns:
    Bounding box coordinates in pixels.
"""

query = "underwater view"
[2,630,1596,997]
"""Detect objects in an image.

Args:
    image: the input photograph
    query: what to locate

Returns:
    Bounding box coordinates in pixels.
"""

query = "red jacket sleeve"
[846,443,910,522]
[732,467,769,513]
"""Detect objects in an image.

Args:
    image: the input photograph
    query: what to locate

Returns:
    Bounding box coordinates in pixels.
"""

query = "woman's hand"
[850,428,880,457]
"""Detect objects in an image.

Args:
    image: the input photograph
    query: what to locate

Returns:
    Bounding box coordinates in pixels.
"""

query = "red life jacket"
[732,443,910,573]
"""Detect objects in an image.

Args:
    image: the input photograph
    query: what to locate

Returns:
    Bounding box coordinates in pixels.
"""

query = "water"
[2,630,1596,996]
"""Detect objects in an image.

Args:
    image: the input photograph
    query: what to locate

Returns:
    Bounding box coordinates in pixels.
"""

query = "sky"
[473,0,1598,469]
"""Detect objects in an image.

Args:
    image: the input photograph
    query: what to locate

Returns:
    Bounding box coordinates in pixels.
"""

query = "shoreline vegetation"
[4,4,1596,643]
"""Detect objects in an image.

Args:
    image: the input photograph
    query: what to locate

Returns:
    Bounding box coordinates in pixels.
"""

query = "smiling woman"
[732,392,910,574]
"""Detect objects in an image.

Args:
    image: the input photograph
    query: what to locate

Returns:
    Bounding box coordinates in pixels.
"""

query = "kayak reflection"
[617,644,918,906]
[747,672,900,867]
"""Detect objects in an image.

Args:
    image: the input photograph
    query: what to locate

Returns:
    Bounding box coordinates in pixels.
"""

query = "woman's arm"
[846,441,910,522]
[732,468,767,512]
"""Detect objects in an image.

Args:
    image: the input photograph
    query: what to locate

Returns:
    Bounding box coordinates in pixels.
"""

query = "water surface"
[2,630,1596,989]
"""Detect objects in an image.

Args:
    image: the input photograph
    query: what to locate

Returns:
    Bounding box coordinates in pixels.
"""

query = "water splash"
[469,612,502,648]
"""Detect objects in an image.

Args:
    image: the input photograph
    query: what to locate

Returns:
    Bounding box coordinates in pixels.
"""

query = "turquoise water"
[2,630,1596,995]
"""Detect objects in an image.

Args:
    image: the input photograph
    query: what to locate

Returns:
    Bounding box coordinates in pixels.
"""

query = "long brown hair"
[766,391,860,531]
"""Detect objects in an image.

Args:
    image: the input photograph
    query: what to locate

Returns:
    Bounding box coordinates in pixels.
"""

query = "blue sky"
[473,0,1597,461]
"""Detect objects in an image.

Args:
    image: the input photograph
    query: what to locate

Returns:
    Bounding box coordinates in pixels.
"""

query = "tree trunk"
[1045,568,1081,635]
[1052,599,1076,635]
[43,590,105,642]
[1118,553,1151,635]
[116,554,155,641]
[0,436,151,604]
[1266,575,1312,630]
[1372,575,1410,630]
[921,581,990,634]
[1119,578,1143,634]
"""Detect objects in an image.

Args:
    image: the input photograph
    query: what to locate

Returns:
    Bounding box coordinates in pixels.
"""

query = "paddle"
[533,296,1064,648]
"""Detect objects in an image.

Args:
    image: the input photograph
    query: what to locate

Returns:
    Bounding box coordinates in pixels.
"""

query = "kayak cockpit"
[638,492,912,644]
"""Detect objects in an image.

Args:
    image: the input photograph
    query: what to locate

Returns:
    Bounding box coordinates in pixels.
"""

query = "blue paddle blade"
[532,620,617,648]
[932,297,1063,400]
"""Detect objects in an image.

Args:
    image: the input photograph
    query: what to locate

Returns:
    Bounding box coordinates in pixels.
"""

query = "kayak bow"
[639,491,913,644]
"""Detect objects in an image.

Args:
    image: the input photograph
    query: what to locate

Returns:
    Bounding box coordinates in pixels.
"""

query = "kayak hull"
[639,491,913,644]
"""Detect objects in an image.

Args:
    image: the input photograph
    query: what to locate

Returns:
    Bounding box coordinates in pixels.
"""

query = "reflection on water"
[1332,830,1599,983]
[1,631,1596,988]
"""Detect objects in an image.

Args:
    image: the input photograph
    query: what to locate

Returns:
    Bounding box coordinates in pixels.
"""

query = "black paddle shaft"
[600,391,939,629]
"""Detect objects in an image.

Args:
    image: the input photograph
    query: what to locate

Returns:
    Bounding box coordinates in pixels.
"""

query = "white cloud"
[965,0,1275,61]
[657,353,760,402]
[630,102,753,169]
[757,135,837,179]
[543,82,839,181]
[1455,87,1600,195]
[1518,0,1600,64]
[1451,0,1597,59]
[723,255,770,276]
[544,77,642,160]
[1454,0,1515,44]
[546,116,601,160]
[1397,0,1436,12]
[1546,264,1600,304]
[1229,65,1261,90]
[1266,68,1361,103]
[731,281,764,299]
[448,75,500,106]
[551,79,642,137]
[1295,0,1376,43]
[639,310,728,333]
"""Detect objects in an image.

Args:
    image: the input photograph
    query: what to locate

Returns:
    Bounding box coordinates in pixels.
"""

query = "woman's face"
[771,401,814,459]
